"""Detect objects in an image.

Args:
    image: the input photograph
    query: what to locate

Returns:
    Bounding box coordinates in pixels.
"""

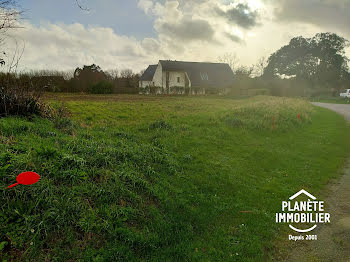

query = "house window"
[200,72,209,81]
[177,77,180,83]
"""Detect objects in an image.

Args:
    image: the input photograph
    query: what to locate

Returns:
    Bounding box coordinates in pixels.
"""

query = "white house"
[139,64,157,88]
[139,60,235,95]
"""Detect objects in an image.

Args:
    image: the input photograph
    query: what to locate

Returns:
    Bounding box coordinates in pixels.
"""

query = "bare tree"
[120,69,134,78]
[0,1,23,65]
[255,56,268,77]
[106,69,119,80]
[75,0,90,12]
[218,52,239,72]
[235,65,254,79]
[6,38,24,73]
[0,1,22,31]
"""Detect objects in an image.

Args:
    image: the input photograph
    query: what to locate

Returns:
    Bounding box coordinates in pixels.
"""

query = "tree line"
[2,32,349,97]
[0,64,141,94]
[1,0,350,97]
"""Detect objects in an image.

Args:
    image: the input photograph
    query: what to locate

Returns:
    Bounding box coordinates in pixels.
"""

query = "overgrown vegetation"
[1,95,349,261]
[0,74,53,118]
[221,97,313,131]
[88,81,113,94]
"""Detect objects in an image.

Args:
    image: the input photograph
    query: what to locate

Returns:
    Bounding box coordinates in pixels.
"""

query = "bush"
[0,86,52,118]
[88,81,113,94]
[0,73,68,118]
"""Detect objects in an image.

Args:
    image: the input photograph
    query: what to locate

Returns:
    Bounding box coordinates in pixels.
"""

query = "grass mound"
[221,96,313,131]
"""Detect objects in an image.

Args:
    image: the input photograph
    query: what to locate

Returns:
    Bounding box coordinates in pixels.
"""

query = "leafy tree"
[72,64,108,92]
[264,33,350,90]
[264,33,349,91]
[74,64,106,82]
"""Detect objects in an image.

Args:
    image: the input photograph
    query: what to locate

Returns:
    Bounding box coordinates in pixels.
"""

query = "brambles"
[0,86,46,117]
[0,72,57,118]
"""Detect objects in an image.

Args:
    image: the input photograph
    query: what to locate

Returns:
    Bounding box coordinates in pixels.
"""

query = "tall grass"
[0,74,53,118]
[221,96,313,131]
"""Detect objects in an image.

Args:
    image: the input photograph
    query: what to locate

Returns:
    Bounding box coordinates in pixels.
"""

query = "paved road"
[286,103,350,262]
[312,102,350,121]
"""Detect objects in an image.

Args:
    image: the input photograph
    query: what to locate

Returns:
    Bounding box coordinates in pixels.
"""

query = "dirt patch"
[285,103,350,262]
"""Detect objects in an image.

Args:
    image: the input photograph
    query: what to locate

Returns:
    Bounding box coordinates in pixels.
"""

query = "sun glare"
[247,0,263,10]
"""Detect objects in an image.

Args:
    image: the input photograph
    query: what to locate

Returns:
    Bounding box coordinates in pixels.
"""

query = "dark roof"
[160,60,234,88]
[140,65,157,81]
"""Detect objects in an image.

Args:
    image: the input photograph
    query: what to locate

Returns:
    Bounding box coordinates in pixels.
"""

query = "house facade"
[139,64,157,88]
[139,60,234,95]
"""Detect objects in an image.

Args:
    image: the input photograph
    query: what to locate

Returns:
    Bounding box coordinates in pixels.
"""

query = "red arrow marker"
[7,172,40,189]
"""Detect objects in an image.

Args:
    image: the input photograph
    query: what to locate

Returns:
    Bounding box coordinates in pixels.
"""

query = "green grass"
[310,96,350,104]
[1,95,350,261]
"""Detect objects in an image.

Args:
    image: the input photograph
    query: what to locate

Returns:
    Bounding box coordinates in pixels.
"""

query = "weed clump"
[0,86,50,118]
[149,120,173,130]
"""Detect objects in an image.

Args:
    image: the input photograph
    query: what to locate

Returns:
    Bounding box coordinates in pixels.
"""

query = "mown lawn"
[310,96,350,104]
[1,95,350,261]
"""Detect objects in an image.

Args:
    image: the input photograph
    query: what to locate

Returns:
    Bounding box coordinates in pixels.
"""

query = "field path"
[286,103,350,262]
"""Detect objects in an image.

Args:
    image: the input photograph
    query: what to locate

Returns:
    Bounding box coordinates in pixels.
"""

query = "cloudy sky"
[4,0,350,73]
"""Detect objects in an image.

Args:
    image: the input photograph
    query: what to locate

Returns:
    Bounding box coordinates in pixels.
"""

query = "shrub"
[171,86,185,95]
[88,81,113,94]
[0,72,61,118]
[0,86,52,118]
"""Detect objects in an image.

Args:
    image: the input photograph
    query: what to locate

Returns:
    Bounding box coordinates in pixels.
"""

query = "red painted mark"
[7,172,40,189]
[273,116,275,129]
[298,114,300,119]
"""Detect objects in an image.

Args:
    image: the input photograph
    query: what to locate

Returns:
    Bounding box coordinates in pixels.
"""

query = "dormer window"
[200,72,209,80]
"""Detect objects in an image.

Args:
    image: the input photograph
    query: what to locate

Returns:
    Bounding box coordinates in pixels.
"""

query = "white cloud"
[137,0,154,15]
[2,0,350,74]
[4,22,158,73]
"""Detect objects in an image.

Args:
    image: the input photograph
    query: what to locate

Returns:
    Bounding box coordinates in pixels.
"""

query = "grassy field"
[310,96,350,104]
[1,95,350,261]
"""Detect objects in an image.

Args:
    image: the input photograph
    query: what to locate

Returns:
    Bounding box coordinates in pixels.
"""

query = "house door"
[166,72,169,93]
